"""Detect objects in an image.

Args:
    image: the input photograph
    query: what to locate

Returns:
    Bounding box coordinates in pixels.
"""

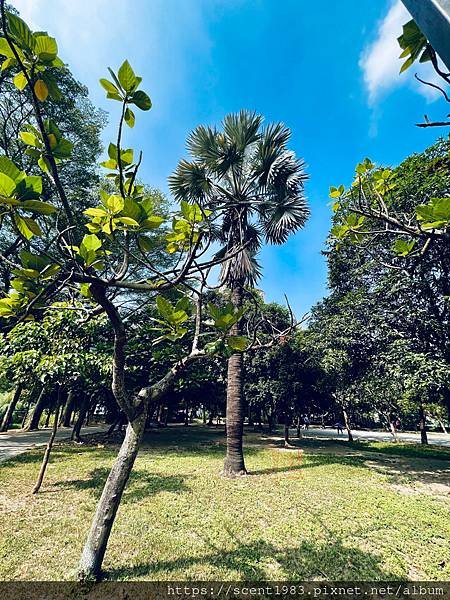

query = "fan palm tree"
[169,110,309,476]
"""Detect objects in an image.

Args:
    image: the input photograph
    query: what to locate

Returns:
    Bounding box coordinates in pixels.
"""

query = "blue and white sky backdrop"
[14,0,445,316]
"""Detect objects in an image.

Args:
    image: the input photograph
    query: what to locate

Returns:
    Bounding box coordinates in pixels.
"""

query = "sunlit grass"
[0,425,449,581]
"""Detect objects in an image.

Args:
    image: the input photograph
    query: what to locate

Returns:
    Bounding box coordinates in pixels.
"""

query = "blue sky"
[15,0,444,317]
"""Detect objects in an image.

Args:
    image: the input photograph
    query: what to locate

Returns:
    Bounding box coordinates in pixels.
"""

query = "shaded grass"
[0,426,449,581]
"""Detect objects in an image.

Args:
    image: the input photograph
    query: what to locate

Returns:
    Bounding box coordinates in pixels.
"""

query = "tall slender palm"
[169,110,309,476]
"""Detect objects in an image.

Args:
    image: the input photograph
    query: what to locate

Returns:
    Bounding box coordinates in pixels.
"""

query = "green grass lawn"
[0,425,449,581]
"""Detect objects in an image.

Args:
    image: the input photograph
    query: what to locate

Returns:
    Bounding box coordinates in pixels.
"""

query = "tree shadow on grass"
[54,467,189,502]
[249,440,450,490]
[105,537,400,581]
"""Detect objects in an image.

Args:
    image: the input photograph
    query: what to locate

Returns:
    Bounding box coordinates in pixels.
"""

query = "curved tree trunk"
[71,395,90,442]
[62,389,75,427]
[342,408,354,442]
[284,421,290,447]
[78,410,146,581]
[33,392,61,494]
[25,387,46,431]
[223,284,247,477]
[0,384,22,432]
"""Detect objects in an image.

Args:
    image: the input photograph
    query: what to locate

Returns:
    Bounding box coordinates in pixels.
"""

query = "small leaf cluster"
[0,11,64,101]
[0,155,56,240]
[19,119,73,174]
[100,59,152,127]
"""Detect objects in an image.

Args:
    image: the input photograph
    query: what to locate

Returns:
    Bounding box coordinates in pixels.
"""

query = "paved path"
[0,425,106,464]
[293,427,450,447]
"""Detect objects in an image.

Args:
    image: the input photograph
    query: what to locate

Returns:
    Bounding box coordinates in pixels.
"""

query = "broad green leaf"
[21,200,56,215]
[116,216,139,226]
[33,35,58,61]
[0,37,17,58]
[81,234,102,252]
[156,295,173,320]
[227,336,248,351]
[142,215,164,229]
[100,158,117,170]
[15,175,43,200]
[118,59,138,93]
[19,250,49,271]
[105,194,124,214]
[19,131,39,147]
[131,90,152,111]
[14,215,41,239]
[0,172,16,197]
[393,239,416,257]
[137,235,153,252]
[7,12,35,50]
[124,107,135,128]
[84,207,108,217]
[0,156,23,182]
[100,78,120,95]
[13,71,28,91]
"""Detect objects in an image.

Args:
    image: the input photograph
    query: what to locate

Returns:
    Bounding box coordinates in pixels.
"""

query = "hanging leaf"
[34,79,49,102]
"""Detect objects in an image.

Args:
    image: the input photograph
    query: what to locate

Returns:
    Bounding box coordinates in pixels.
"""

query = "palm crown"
[169,110,309,285]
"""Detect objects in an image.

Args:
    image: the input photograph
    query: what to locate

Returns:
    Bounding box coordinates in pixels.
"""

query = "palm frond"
[168,159,212,202]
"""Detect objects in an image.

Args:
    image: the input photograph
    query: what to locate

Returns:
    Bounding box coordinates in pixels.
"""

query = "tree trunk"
[0,384,22,432]
[223,285,246,477]
[25,387,46,431]
[78,410,146,581]
[296,415,302,439]
[184,398,189,426]
[72,395,90,442]
[343,408,354,442]
[32,395,61,494]
[438,418,448,434]
[62,389,74,427]
[419,404,428,445]
[44,408,52,428]
[284,422,290,447]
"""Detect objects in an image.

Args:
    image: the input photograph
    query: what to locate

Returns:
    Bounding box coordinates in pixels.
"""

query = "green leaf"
[131,90,152,111]
[13,71,28,91]
[393,239,416,257]
[156,295,174,320]
[84,207,108,217]
[21,200,56,215]
[33,35,58,61]
[7,12,35,50]
[0,172,16,197]
[15,175,43,200]
[118,59,138,93]
[124,107,135,128]
[19,250,49,271]
[137,235,153,252]
[19,131,40,147]
[0,37,17,58]
[0,156,23,182]
[142,215,164,229]
[99,78,120,95]
[116,216,139,226]
[100,158,117,170]
[14,215,41,239]
[227,335,249,351]
[105,194,124,214]
[81,234,102,253]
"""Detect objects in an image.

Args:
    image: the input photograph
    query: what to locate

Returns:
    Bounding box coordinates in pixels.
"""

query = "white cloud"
[360,0,443,104]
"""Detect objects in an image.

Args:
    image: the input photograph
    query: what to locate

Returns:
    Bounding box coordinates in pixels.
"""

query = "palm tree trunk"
[78,409,146,581]
[223,284,247,477]
[0,384,22,432]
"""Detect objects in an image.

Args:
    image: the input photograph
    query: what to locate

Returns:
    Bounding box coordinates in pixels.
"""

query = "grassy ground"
[0,425,449,581]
